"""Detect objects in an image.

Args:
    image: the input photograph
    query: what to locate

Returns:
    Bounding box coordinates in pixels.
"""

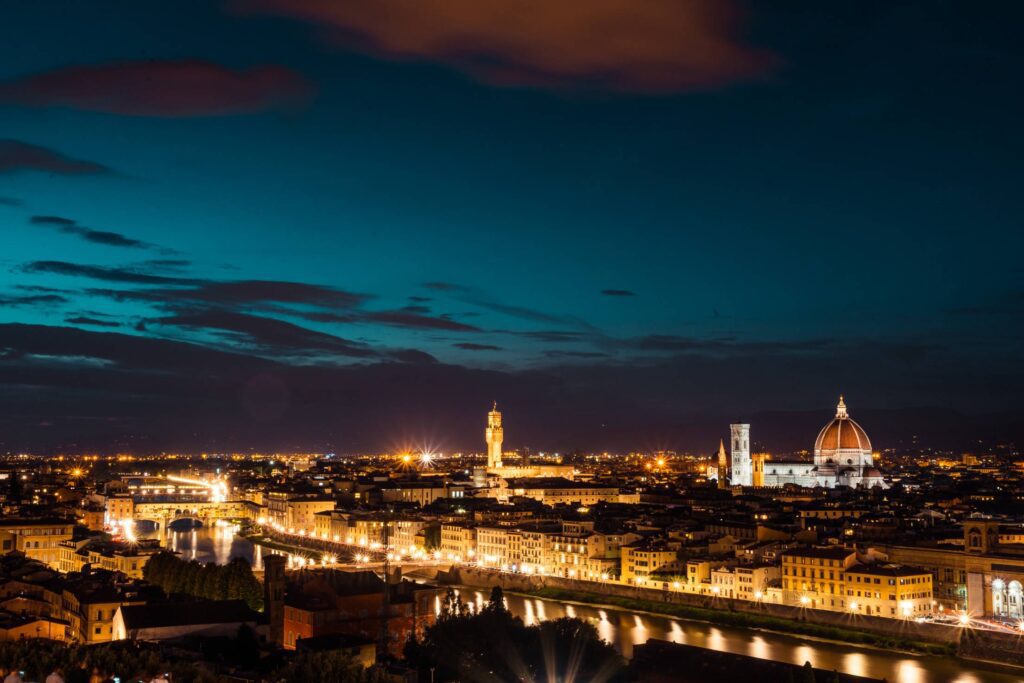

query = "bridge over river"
[133,498,256,531]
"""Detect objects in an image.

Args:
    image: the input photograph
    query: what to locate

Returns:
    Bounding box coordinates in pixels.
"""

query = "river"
[139,520,290,570]
[144,526,1019,682]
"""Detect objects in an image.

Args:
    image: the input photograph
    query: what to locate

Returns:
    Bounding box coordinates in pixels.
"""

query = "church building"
[716,397,886,489]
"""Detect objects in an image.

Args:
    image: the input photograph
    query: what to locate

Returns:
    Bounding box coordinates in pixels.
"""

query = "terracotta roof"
[815,398,872,453]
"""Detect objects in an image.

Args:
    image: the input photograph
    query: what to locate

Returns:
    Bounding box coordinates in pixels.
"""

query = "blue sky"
[0,0,1022,452]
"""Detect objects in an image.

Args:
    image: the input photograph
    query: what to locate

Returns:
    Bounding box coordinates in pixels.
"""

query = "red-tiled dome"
[814,396,872,454]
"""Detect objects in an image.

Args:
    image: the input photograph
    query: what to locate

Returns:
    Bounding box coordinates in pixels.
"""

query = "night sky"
[1,1,1022,454]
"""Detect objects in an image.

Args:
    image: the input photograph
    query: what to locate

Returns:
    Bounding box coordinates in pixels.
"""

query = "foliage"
[143,551,263,610]
[422,524,441,550]
[0,639,211,683]
[271,650,384,683]
[406,588,626,683]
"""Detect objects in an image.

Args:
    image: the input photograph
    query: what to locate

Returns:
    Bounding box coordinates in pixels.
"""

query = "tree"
[273,650,367,683]
[484,586,507,614]
[142,553,261,609]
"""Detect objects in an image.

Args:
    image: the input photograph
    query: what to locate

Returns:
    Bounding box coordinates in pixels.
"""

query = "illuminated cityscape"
[2,1,1024,682]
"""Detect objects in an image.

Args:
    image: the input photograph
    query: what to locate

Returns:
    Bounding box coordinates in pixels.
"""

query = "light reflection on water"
[140,522,287,570]
[450,588,1020,683]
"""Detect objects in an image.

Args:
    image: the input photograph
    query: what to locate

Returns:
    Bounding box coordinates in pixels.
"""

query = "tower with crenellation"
[485,402,504,469]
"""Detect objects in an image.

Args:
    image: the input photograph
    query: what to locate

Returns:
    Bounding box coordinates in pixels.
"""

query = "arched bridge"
[133,499,255,530]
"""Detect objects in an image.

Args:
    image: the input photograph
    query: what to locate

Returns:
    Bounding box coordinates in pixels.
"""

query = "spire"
[836,395,848,419]
[492,400,498,412]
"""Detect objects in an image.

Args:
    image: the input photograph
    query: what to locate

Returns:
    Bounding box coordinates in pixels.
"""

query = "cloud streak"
[0,61,313,117]
[235,0,776,93]
[0,139,110,175]
[30,215,156,250]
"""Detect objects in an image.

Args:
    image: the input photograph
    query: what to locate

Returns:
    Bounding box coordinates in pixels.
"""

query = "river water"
[147,526,1019,682]
[139,521,286,570]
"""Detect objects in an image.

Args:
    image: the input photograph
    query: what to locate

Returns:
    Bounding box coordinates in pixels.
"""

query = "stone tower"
[730,423,752,487]
[263,554,286,646]
[485,402,503,469]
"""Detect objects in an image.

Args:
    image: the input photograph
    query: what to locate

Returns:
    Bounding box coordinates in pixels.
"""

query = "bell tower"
[485,402,503,469]
[730,423,752,487]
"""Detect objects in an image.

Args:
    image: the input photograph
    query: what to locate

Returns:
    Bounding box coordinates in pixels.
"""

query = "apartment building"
[845,563,934,618]
[621,540,683,584]
[0,518,75,568]
[440,523,476,562]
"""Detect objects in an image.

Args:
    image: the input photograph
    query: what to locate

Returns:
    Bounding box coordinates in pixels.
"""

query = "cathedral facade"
[719,397,886,489]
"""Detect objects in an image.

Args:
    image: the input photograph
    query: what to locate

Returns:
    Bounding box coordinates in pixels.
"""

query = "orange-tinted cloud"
[0,61,312,117]
[234,0,776,92]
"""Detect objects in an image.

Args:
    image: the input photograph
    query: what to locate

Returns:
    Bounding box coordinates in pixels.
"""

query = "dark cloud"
[154,309,377,359]
[401,305,430,314]
[24,263,370,313]
[294,308,478,332]
[543,350,609,358]
[235,0,776,93]
[388,349,439,364]
[0,139,110,175]
[516,330,587,343]
[0,322,1019,454]
[601,289,636,297]
[0,196,23,207]
[454,342,502,351]
[64,316,120,328]
[30,215,153,249]
[0,293,68,307]
[408,296,432,303]
[626,334,838,354]
[164,280,369,308]
[468,299,578,326]
[22,260,195,285]
[295,311,360,324]
[422,282,593,329]
[14,285,69,294]
[0,61,313,117]
[29,215,76,226]
[141,259,192,270]
[363,311,480,332]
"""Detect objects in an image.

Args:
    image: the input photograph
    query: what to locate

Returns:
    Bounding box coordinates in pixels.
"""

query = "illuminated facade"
[781,546,932,616]
[730,423,752,486]
[761,397,887,489]
[0,518,74,568]
[485,402,503,469]
[483,403,575,481]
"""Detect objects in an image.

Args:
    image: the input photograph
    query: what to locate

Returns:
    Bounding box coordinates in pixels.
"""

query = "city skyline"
[2,1,1023,453]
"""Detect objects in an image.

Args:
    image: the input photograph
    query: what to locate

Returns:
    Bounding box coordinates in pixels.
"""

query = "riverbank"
[239,531,318,559]
[519,585,955,656]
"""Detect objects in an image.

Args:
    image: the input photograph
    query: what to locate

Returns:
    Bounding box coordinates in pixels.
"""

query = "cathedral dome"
[814,396,872,455]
